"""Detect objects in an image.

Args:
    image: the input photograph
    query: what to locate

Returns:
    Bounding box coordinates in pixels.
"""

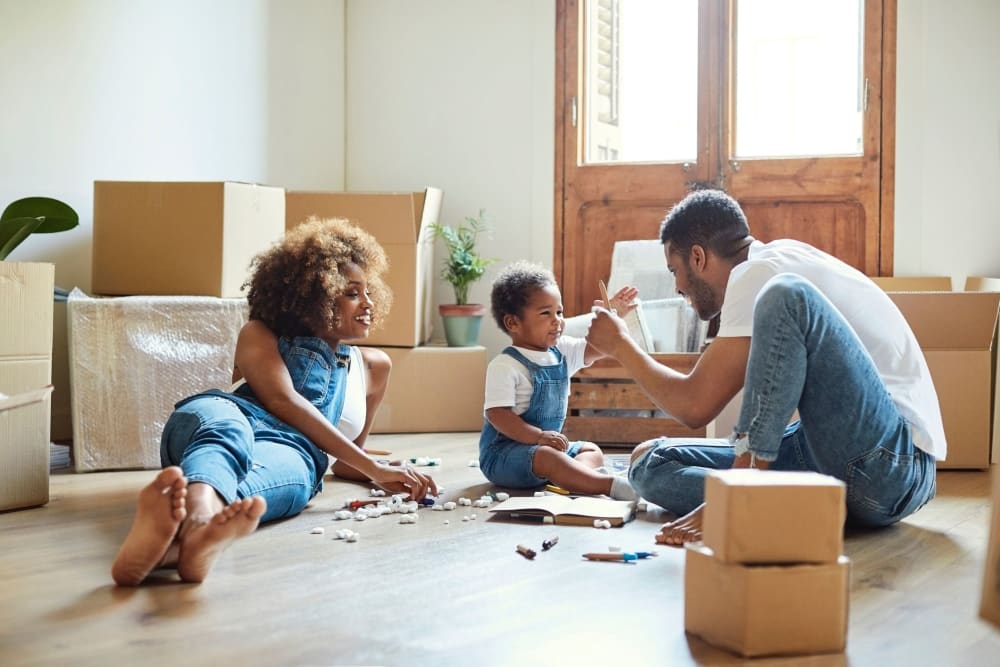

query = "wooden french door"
[555,0,896,316]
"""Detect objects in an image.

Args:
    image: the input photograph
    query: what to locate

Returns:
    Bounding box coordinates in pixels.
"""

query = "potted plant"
[1,196,79,301]
[429,209,496,347]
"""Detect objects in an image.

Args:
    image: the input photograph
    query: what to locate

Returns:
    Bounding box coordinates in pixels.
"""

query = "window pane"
[735,0,864,158]
[583,0,698,165]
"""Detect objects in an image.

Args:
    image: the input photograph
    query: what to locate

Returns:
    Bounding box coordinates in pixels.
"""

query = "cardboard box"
[980,470,1000,628]
[0,383,52,512]
[0,262,54,510]
[887,291,1000,469]
[68,290,247,471]
[372,345,486,433]
[870,276,952,291]
[285,188,442,347]
[703,469,845,564]
[92,181,285,297]
[685,543,850,658]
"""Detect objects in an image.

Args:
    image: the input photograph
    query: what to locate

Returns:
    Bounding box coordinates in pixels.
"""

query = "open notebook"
[488,495,636,526]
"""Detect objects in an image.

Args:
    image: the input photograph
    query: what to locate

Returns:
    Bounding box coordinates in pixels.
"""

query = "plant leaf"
[0,217,45,260]
[1,197,79,233]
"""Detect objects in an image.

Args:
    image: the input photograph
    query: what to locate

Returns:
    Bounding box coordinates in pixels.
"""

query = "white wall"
[895,0,1000,281]
[0,0,345,437]
[345,0,555,354]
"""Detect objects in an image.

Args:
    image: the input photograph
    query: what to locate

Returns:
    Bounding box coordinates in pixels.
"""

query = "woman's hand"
[370,462,438,501]
[536,430,569,451]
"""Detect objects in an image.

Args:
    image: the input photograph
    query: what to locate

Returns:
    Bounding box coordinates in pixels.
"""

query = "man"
[587,189,944,546]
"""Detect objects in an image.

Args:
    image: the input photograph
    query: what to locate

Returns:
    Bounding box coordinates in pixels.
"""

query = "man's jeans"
[629,273,936,526]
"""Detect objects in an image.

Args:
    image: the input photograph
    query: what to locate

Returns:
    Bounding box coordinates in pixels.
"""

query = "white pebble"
[468,459,479,467]
[462,515,470,522]
[495,492,510,501]
[399,514,417,524]
[473,498,491,508]
[593,519,612,529]
[333,510,353,520]
[335,528,357,540]
[310,527,325,535]
[534,491,546,497]
[470,514,477,520]
[345,533,359,542]
[443,501,457,511]
[369,488,386,497]
[444,519,450,525]
[458,497,472,506]
[353,512,369,521]
[431,504,445,511]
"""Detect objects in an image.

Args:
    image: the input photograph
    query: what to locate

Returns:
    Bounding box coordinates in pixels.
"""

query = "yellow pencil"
[598,279,611,310]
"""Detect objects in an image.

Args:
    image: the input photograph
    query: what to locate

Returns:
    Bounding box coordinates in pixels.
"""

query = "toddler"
[478,260,638,500]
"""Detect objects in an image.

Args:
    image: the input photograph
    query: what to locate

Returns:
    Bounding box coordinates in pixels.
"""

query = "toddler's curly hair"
[490,260,557,332]
[243,217,391,338]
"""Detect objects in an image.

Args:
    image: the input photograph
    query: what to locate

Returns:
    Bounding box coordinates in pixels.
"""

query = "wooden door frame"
[555,0,897,280]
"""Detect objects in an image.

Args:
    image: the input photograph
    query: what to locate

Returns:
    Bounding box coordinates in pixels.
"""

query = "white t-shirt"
[483,336,591,415]
[717,239,946,459]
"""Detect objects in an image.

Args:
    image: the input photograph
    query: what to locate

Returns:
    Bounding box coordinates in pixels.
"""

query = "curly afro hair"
[490,260,558,332]
[243,217,391,338]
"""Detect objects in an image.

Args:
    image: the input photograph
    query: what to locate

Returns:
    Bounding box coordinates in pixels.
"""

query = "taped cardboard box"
[92,181,285,297]
[685,543,850,658]
[886,291,1000,469]
[285,188,442,347]
[68,290,247,471]
[372,345,486,433]
[703,469,845,564]
[0,382,52,512]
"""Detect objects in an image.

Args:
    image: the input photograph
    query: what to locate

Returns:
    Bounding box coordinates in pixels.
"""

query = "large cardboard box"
[887,291,1000,469]
[92,181,285,297]
[372,345,486,433]
[703,469,845,564]
[68,290,247,471]
[685,543,850,658]
[0,386,53,511]
[285,189,442,347]
[0,261,54,510]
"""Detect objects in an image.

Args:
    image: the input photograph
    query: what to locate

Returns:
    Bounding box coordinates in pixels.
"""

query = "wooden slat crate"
[566,353,706,447]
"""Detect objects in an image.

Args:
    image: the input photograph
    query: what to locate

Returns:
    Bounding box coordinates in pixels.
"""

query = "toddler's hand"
[537,430,569,452]
[608,285,639,315]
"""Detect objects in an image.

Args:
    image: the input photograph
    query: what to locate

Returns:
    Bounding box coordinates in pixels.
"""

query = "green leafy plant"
[429,210,496,305]
[0,197,79,260]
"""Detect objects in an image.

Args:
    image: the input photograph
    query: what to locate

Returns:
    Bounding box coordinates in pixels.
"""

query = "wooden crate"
[566,353,706,447]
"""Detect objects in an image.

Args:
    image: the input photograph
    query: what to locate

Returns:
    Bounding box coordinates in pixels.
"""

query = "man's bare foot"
[655,503,704,547]
[111,467,188,586]
[176,496,266,583]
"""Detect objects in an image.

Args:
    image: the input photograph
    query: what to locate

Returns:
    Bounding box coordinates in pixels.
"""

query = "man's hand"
[536,430,570,451]
[587,307,631,358]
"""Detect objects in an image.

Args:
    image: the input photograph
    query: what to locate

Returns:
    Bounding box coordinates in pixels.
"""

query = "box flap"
[285,190,434,244]
[966,276,1000,292]
[872,276,952,291]
[889,292,1000,350]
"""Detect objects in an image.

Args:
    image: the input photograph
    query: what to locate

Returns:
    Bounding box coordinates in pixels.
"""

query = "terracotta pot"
[439,303,486,347]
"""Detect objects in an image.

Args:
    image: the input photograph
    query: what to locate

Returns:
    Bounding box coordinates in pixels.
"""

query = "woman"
[111,217,437,586]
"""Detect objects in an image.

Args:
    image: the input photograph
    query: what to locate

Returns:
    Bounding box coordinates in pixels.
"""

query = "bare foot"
[111,467,188,586]
[655,503,704,547]
[176,496,266,583]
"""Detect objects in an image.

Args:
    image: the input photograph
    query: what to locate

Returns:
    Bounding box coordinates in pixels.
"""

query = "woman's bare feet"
[655,503,705,547]
[176,496,266,583]
[111,467,188,586]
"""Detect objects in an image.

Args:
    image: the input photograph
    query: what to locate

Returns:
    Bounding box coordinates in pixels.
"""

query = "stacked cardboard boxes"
[0,262,55,509]
[685,469,850,658]
[70,181,282,470]
[285,189,486,433]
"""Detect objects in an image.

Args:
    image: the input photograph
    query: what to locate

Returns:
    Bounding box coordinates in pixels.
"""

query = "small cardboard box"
[92,181,286,297]
[285,188,443,347]
[685,543,850,658]
[1,261,54,358]
[980,470,1000,628]
[68,290,247,471]
[887,291,1000,469]
[372,345,486,433]
[703,469,845,564]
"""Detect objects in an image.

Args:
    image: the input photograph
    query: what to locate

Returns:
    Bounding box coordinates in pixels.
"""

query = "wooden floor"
[2,432,999,667]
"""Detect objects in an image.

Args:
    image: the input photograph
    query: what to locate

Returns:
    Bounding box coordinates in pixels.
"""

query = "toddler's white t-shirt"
[483,336,590,415]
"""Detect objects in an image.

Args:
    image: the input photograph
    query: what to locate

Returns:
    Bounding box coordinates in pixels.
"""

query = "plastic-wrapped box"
[68,290,247,471]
